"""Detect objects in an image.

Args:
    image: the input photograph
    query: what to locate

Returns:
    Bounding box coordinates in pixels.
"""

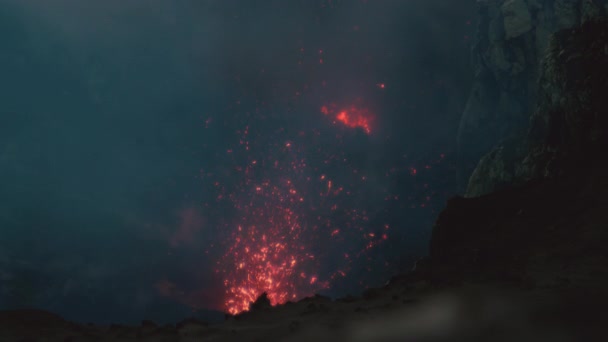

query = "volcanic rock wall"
[424,17,608,289]
[458,0,608,192]
[466,16,608,196]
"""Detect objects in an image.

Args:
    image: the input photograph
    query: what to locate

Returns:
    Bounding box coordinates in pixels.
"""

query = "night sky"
[0,0,475,323]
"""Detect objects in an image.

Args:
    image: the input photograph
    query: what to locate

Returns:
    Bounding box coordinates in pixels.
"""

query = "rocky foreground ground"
[1,280,606,342]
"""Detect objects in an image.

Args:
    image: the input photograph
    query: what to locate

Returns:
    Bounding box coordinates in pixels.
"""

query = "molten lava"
[220,177,327,315]
[212,104,392,316]
[321,105,373,134]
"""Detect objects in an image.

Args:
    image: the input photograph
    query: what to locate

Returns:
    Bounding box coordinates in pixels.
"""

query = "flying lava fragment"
[321,104,373,134]
[210,101,391,316]
[219,178,327,315]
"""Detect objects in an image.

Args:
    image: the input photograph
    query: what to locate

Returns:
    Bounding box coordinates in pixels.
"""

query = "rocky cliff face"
[466,17,608,196]
[428,163,608,288]
[425,18,608,290]
[458,0,608,191]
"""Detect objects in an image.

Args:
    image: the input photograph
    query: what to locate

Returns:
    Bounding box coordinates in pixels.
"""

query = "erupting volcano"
[219,179,324,315]
[212,106,390,315]
[204,98,450,315]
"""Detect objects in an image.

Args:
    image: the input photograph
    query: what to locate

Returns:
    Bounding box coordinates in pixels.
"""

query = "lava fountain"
[220,179,325,315]
[215,105,388,315]
[321,104,374,134]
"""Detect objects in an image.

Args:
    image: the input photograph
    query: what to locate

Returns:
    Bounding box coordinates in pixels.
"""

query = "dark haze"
[0,0,474,324]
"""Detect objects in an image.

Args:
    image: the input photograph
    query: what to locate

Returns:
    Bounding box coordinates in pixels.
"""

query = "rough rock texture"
[464,134,528,197]
[417,16,608,339]
[429,162,608,288]
[502,0,533,39]
[457,0,608,190]
[525,18,608,167]
[422,16,608,305]
[467,18,608,196]
[2,285,607,341]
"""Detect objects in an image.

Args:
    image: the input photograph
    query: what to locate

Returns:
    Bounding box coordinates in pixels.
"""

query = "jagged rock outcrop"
[248,292,272,312]
[424,19,608,290]
[464,134,528,197]
[525,17,608,163]
[429,164,608,288]
[3,282,607,341]
[467,18,608,196]
[458,0,608,191]
[502,0,533,39]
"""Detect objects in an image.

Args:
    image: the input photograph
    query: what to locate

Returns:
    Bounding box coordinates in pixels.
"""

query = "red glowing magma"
[161,42,450,316]
[321,105,373,134]
[214,143,390,315]
[212,102,388,316]
[220,179,326,315]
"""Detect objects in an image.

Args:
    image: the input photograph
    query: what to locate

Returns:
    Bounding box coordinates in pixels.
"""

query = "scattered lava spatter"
[206,96,454,315]
[220,178,324,315]
[321,104,373,134]
[214,112,390,315]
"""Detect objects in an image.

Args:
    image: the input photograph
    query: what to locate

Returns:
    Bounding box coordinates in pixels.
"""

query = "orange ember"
[321,105,373,134]
[213,115,391,316]
[220,180,325,315]
[320,105,330,115]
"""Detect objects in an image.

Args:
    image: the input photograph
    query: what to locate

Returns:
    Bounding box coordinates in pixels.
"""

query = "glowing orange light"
[320,105,373,134]
[219,181,328,315]
[321,106,330,115]
[211,116,393,316]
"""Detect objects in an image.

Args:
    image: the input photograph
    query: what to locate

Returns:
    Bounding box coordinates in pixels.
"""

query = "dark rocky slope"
[428,161,608,288]
[427,14,608,300]
[457,0,608,188]
[467,18,608,196]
